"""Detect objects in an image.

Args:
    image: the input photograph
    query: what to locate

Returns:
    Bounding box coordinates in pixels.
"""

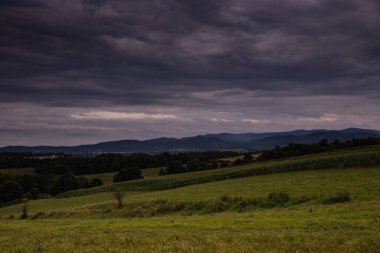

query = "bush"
[31,211,46,220]
[158,168,167,176]
[322,190,351,204]
[29,187,40,199]
[0,181,23,203]
[267,192,290,207]
[90,178,103,187]
[20,200,29,219]
[114,189,124,208]
[114,168,142,183]
[77,176,90,188]
[51,173,80,196]
[219,161,230,168]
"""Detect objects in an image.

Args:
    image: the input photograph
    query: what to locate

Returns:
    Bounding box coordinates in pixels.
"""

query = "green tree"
[113,168,142,183]
[243,153,253,162]
[166,161,185,174]
[51,173,79,196]
[0,181,23,203]
[90,178,103,187]
[29,187,40,199]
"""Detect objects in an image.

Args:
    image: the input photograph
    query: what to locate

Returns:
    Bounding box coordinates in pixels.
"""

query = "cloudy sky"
[1,0,380,146]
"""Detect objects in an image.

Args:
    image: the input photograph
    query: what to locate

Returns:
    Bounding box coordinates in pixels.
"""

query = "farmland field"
[57,145,380,198]
[1,146,380,252]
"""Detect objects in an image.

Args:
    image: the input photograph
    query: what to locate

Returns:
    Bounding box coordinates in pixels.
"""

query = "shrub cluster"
[122,191,351,217]
[124,192,298,217]
[26,191,352,219]
[322,190,351,204]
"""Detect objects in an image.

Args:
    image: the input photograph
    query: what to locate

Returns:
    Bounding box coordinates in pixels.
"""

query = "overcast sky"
[1,0,380,146]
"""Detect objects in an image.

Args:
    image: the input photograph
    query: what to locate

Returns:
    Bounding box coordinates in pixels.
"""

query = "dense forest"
[258,137,380,160]
[0,153,44,169]
[0,173,103,204]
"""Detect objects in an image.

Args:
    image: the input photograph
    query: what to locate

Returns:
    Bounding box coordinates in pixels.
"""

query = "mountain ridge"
[1,128,379,153]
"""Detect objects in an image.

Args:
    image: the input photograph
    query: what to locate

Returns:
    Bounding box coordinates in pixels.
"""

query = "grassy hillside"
[1,203,379,253]
[1,167,380,252]
[1,146,380,252]
[57,145,380,198]
[1,166,379,217]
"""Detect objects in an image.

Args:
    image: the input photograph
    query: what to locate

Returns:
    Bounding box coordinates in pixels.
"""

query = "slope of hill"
[1,145,380,252]
[0,128,379,153]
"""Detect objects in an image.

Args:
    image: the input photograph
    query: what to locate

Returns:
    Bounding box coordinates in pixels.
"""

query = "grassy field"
[1,166,379,217]
[0,166,163,187]
[57,145,380,198]
[141,166,164,178]
[74,167,164,186]
[83,172,116,185]
[0,201,379,252]
[1,146,380,252]
[0,167,35,175]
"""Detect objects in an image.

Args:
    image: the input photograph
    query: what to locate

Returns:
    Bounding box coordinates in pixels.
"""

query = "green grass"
[82,172,116,186]
[57,145,380,198]
[74,167,164,186]
[141,166,164,178]
[0,203,379,252]
[0,167,35,175]
[1,146,380,252]
[1,167,379,217]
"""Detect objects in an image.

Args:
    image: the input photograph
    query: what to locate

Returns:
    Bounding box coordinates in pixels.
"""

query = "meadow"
[57,145,380,198]
[1,146,380,252]
[0,167,35,175]
[1,205,379,253]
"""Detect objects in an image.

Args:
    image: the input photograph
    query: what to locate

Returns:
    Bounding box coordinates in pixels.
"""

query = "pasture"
[1,146,380,252]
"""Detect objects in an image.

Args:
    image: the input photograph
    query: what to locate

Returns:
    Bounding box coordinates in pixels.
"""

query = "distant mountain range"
[1,128,380,154]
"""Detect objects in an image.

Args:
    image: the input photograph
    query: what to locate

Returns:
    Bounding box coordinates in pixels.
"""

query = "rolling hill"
[1,144,380,252]
[0,128,379,153]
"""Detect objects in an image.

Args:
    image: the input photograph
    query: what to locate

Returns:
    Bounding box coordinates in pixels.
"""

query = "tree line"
[258,137,380,160]
[0,151,240,204]
[0,153,44,169]
[0,173,103,204]
[159,152,254,175]
[33,151,241,175]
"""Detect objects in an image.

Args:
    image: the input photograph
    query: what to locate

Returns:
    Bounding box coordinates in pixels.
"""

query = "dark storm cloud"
[0,0,380,145]
[1,0,379,101]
